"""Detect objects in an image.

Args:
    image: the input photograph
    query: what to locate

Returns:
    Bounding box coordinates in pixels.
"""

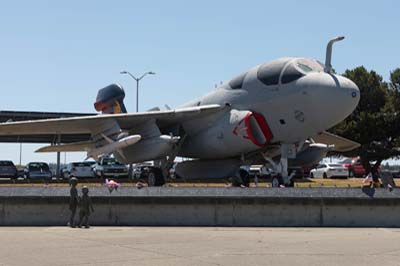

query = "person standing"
[78,186,94,228]
[68,177,79,228]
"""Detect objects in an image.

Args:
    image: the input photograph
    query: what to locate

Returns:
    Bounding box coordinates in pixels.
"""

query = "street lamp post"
[120,70,155,179]
[120,71,156,112]
[19,142,22,166]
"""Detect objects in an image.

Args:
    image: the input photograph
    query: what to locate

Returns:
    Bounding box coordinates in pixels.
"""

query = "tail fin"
[94,84,127,114]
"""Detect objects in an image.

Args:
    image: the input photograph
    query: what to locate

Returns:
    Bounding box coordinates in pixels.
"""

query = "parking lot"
[0,157,397,188]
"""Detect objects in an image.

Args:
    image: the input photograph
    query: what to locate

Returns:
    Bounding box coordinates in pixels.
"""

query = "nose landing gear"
[262,143,297,187]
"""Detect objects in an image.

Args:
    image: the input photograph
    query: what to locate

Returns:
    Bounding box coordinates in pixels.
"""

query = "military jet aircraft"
[0,36,360,186]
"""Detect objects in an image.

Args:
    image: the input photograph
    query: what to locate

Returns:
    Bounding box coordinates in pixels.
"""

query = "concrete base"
[0,187,399,226]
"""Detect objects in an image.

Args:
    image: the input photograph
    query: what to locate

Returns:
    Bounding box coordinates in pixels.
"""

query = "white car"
[62,162,96,179]
[310,163,348,179]
[92,157,128,178]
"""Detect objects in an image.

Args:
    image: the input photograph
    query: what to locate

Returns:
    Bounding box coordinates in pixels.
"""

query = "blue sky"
[0,0,399,164]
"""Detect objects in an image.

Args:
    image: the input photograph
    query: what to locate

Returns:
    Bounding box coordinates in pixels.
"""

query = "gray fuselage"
[177,57,359,159]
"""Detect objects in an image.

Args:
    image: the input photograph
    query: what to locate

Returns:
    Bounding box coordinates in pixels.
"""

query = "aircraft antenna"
[324,36,345,73]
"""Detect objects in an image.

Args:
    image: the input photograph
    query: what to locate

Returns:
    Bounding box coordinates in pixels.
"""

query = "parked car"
[391,171,400,179]
[340,157,382,178]
[302,165,316,177]
[241,165,273,179]
[340,157,365,177]
[17,169,25,178]
[132,165,165,186]
[310,163,348,179]
[132,165,148,180]
[24,162,52,181]
[62,162,96,179]
[132,163,156,180]
[92,157,128,178]
[0,160,18,180]
[238,165,302,187]
[86,161,96,167]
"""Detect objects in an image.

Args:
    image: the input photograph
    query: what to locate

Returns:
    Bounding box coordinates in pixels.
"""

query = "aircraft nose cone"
[337,75,359,97]
[296,72,360,132]
[320,74,360,127]
[331,74,360,115]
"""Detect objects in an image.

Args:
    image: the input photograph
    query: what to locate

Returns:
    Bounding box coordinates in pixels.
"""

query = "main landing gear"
[146,167,165,187]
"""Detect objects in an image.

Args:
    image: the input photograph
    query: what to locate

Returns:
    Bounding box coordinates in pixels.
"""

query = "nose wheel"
[271,175,283,187]
[262,144,296,187]
[271,174,294,187]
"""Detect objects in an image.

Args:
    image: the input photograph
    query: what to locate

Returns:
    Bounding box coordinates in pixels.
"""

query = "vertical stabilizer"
[94,84,127,114]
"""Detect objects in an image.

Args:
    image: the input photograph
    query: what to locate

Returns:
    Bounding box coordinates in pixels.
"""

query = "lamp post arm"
[126,72,139,81]
[120,71,155,113]
[138,72,149,81]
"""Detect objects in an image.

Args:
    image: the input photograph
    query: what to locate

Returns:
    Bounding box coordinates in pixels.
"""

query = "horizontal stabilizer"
[36,141,94,153]
[313,131,360,152]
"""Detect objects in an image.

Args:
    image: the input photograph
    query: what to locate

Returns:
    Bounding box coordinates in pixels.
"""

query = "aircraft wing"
[0,104,222,142]
[0,110,97,143]
[313,131,360,152]
[0,110,96,123]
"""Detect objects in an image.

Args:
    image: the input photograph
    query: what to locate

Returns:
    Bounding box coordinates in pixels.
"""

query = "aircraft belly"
[179,135,256,159]
[175,158,241,179]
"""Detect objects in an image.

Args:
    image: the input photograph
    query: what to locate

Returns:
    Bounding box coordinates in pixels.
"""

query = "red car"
[340,158,365,177]
[340,158,381,178]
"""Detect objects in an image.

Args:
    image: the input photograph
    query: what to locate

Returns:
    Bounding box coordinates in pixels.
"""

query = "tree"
[390,68,400,90]
[330,67,400,180]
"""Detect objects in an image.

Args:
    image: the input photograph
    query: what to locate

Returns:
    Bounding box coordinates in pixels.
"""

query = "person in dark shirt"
[68,177,79,228]
[78,186,94,228]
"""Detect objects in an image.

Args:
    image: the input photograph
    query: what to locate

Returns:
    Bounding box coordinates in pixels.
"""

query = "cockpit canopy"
[226,57,324,90]
[257,57,324,87]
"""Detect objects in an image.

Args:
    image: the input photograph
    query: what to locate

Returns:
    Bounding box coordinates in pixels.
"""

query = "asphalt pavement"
[0,227,399,266]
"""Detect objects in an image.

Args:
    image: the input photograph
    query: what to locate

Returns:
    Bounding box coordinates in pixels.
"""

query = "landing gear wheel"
[147,168,165,187]
[271,175,283,188]
[323,172,328,179]
[310,173,314,178]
